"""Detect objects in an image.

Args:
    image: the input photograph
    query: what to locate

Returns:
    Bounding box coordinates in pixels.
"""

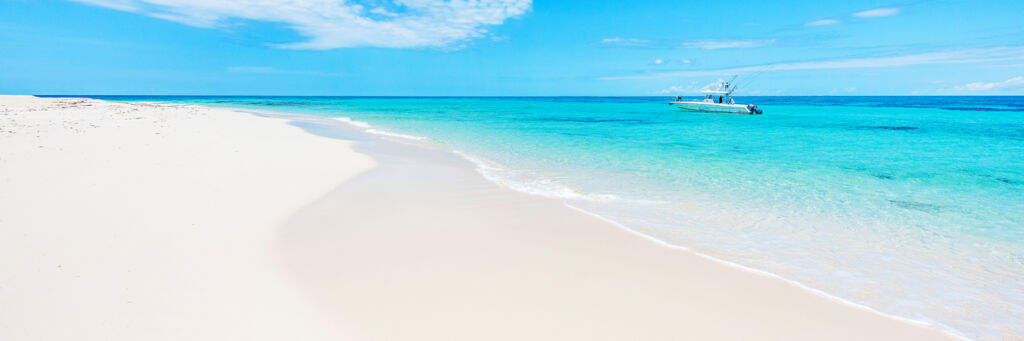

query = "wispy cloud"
[956,76,1024,91]
[657,81,701,95]
[657,85,692,95]
[600,37,652,47]
[806,19,841,26]
[73,0,139,11]
[227,66,276,73]
[602,46,1024,80]
[650,59,691,66]
[853,8,900,18]
[657,80,723,94]
[600,38,772,50]
[682,39,774,50]
[806,6,897,26]
[226,66,343,77]
[70,0,531,49]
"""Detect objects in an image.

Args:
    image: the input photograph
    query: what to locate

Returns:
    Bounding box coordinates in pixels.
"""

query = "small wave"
[332,115,619,201]
[333,117,431,142]
[855,125,919,131]
[332,116,627,202]
[334,117,372,129]
[330,116,621,202]
[453,151,619,201]
[365,129,430,142]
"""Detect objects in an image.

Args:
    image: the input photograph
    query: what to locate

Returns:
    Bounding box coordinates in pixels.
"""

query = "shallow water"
[84,95,1024,339]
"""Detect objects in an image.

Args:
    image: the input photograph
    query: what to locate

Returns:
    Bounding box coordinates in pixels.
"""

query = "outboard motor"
[747,104,763,115]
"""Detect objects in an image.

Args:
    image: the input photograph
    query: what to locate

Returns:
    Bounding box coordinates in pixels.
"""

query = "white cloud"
[956,76,1024,91]
[657,82,699,95]
[806,19,840,26]
[602,46,1024,80]
[600,37,651,47]
[226,66,344,77]
[227,66,276,73]
[657,85,689,95]
[853,8,900,18]
[70,0,531,49]
[657,81,717,94]
[682,39,774,50]
[74,0,140,11]
[600,38,772,50]
[651,59,691,66]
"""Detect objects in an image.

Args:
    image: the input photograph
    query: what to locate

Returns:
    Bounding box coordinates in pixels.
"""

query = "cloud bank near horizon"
[601,46,1024,80]
[957,76,1024,91]
[72,0,531,49]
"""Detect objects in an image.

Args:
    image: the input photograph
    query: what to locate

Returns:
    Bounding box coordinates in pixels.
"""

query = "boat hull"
[673,101,757,114]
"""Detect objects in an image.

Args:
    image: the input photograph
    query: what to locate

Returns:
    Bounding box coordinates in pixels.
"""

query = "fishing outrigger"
[669,76,763,114]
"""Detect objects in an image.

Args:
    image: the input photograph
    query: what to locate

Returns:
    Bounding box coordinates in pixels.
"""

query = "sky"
[1,0,1023,96]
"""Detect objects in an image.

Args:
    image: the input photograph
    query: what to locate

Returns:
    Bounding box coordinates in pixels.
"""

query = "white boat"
[669,76,762,115]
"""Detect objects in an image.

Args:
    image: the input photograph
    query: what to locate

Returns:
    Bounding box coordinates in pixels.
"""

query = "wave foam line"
[561,203,970,341]
[452,150,619,202]
[330,116,617,202]
[334,117,371,129]
[365,129,430,142]
[333,117,431,142]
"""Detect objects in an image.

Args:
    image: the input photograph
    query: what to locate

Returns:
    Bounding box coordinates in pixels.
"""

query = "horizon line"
[27,94,1024,98]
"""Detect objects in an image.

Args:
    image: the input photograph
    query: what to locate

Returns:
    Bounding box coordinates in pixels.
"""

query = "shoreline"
[247,106,968,339]
[1,96,961,340]
[242,106,961,339]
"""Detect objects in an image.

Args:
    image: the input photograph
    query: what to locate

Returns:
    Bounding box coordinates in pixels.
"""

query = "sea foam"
[334,117,616,201]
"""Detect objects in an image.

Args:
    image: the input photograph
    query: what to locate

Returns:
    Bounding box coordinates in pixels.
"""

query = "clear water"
[84,96,1024,339]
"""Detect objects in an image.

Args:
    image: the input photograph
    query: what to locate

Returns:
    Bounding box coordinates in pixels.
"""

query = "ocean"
[83,95,1024,339]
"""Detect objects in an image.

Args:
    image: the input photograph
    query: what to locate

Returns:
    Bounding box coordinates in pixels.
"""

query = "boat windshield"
[703,94,732,104]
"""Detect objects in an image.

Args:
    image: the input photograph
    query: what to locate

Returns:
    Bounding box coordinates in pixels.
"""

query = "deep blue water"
[74,95,1024,339]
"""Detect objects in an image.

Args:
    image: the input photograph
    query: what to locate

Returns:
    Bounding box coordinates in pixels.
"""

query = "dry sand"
[0,96,374,339]
[0,96,958,340]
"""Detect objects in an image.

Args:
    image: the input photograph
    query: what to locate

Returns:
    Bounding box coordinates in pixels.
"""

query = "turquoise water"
[86,96,1023,339]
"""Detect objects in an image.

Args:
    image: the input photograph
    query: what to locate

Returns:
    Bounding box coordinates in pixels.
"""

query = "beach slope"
[0,96,956,340]
[283,112,960,340]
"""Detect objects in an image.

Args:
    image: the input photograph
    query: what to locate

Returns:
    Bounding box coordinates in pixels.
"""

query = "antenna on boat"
[724,74,739,95]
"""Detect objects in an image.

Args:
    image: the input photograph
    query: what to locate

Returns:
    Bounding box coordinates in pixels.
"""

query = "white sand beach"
[0,96,957,340]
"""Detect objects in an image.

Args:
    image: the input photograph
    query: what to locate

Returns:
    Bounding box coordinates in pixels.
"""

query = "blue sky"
[1,0,1022,95]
